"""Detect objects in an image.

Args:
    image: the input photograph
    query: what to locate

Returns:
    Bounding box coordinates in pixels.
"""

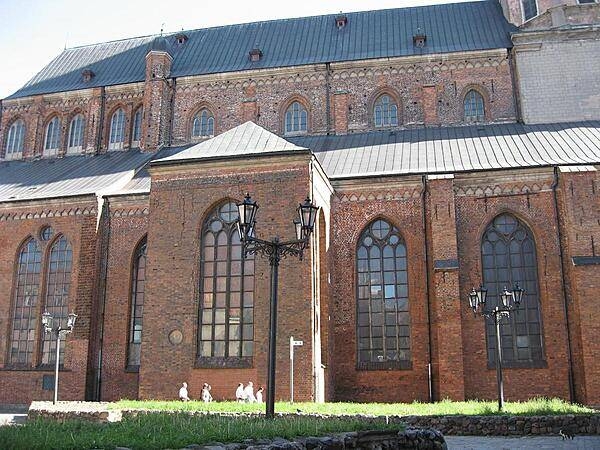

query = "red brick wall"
[329,181,431,402]
[455,172,571,402]
[139,156,317,401]
[99,199,149,401]
[0,199,97,403]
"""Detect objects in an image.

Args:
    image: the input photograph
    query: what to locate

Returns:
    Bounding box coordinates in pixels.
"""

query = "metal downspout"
[421,175,434,402]
[552,167,576,403]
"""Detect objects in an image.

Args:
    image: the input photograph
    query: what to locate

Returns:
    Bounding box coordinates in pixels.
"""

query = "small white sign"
[292,340,304,346]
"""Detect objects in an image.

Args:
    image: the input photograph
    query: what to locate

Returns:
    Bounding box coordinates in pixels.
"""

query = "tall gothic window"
[5,119,25,160]
[464,90,485,122]
[198,201,254,367]
[41,235,73,365]
[284,101,308,135]
[356,219,411,369]
[131,107,143,147]
[9,239,42,365]
[522,0,538,21]
[127,238,147,370]
[67,114,85,153]
[109,108,126,150]
[481,213,545,367]
[373,94,399,128]
[44,117,61,157]
[192,109,214,138]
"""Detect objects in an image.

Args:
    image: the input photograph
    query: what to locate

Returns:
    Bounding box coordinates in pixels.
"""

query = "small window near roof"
[132,107,143,148]
[464,90,485,122]
[374,94,399,128]
[4,120,25,160]
[44,117,61,157]
[109,108,126,150]
[192,109,214,138]
[284,101,308,135]
[522,0,538,21]
[67,114,85,154]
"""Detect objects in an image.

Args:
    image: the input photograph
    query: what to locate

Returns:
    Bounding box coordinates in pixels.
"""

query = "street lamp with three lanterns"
[41,311,78,405]
[236,193,319,419]
[468,283,525,411]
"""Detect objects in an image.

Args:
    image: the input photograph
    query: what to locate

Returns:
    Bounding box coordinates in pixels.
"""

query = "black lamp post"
[468,283,524,411]
[41,311,78,405]
[236,193,318,419]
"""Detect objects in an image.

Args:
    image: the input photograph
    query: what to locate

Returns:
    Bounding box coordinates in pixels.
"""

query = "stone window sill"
[356,360,412,371]
[195,356,253,369]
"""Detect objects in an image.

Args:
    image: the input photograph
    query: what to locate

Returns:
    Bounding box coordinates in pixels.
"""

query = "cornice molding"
[0,206,96,222]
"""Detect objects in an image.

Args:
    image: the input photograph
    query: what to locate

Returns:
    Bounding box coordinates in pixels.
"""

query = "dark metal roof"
[287,121,600,178]
[6,1,515,99]
[0,151,152,203]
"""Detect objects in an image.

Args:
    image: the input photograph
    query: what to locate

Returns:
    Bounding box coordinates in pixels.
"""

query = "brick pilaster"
[332,91,349,134]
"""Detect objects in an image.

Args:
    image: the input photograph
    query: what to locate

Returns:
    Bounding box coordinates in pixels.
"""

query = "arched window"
[127,238,147,370]
[109,108,126,150]
[192,109,214,138]
[373,94,399,128]
[464,89,485,122]
[198,201,254,366]
[284,101,308,135]
[5,120,25,160]
[40,235,72,366]
[481,213,544,366]
[131,107,143,147]
[9,239,42,365]
[44,117,61,156]
[67,114,85,153]
[522,0,538,21]
[356,219,410,369]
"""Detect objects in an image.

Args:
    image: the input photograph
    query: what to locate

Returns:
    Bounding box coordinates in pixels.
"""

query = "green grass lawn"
[0,413,399,450]
[113,397,595,416]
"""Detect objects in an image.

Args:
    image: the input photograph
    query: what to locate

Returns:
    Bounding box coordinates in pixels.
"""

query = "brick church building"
[1,0,599,405]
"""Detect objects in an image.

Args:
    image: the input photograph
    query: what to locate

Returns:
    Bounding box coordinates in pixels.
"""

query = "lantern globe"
[298,197,318,231]
[512,283,524,305]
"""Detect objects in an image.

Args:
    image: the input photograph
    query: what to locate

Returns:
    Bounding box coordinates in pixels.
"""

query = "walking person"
[179,382,191,402]
[256,386,264,403]
[244,381,256,403]
[201,383,213,403]
[235,382,246,402]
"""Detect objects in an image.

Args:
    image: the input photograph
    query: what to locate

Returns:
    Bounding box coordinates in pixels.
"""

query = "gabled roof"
[6,1,515,99]
[152,121,308,165]
[288,121,600,179]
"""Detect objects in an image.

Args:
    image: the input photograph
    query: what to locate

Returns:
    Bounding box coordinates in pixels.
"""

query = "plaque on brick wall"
[169,329,183,345]
[42,374,55,390]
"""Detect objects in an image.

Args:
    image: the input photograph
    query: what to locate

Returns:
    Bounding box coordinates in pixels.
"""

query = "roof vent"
[175,32,188,45]
[413,28,427,48]
[81,68,95,82]
[335,14,348,29]
[249,48,263,62]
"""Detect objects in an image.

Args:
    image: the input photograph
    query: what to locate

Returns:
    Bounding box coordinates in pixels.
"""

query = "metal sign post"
[289,336,303,403]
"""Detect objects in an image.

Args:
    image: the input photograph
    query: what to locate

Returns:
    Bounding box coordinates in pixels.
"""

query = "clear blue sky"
[0,0,477,99]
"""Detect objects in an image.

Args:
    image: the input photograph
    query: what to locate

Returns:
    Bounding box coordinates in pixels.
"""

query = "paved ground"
[446,435,600,449]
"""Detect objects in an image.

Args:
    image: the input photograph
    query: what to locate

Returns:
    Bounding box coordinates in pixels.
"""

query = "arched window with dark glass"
[192,109,214,138]
[198,201,254,366]
[373,94,399,128]
[109,108,126,150]
[131,107,143,147]
[284,101,308,135]
[67,114,85,153]
[5,119,25,160]
[127,238,147,370]
[481,213,544,367]
[9,238,42,365]
[464,89,485,122]
[356,219,410,369]
[44,117,61,156]
[41,235,72,366]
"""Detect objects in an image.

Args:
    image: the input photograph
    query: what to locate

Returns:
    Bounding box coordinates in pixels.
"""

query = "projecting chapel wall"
[455,169,571,402]
[0,198,98,404]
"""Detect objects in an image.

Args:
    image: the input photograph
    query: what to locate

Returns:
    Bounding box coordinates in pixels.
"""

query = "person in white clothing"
[201,383,213,403]
[255,386,264,403]
[235,382,246,402]
[244,381,256,403]
[179,382,190,402]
